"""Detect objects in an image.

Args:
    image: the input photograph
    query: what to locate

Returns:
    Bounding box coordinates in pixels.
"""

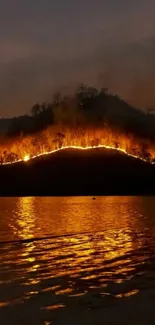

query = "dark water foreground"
[1,196,155,324]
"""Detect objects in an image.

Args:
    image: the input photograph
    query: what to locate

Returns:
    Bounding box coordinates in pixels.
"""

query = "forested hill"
[1,86,155,140]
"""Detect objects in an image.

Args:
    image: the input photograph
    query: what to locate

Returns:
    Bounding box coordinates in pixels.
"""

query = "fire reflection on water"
[15,197,40,284]
[1,196,152,314]
[16,197,35,240]
[11,197,145,287]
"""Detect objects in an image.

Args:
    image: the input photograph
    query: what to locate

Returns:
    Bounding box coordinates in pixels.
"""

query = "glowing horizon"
[1,144,153,167]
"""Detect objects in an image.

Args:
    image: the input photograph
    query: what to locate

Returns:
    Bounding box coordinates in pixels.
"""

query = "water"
[1,197,155,324]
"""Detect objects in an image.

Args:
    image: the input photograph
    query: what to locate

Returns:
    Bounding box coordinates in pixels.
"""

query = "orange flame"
[0,125,155,165]
[23,154,30,162]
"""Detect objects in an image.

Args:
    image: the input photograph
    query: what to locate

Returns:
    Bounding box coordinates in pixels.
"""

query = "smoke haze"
[0,0,155,117]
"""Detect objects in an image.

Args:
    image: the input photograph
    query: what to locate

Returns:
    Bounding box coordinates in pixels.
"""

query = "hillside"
[0,147,155,196]
[3,86,155,140]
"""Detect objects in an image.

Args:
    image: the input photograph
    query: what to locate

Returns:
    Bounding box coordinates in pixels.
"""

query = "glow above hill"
[2,144,153,166]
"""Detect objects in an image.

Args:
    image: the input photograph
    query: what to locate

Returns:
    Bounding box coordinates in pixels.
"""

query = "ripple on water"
[0,196,155,324]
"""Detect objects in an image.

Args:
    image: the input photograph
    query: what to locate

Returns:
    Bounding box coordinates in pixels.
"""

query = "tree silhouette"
[52,92,62,106]
[31,104,41,116]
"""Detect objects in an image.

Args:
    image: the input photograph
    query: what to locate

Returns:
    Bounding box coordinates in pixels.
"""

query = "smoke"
[1,37,155,118]
[98,38,155,109]
[1,0,155,116]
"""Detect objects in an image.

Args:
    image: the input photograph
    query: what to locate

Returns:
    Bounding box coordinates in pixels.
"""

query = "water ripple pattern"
[0,196,155,324]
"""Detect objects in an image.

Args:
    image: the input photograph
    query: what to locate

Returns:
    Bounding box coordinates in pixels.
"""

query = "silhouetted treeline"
[3,85,155,140]
[7,104,54,136]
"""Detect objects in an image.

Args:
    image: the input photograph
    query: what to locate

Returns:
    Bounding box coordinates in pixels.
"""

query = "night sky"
[0,0,155,117]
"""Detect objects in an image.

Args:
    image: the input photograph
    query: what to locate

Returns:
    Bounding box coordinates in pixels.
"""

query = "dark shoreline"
[0,147,155,196]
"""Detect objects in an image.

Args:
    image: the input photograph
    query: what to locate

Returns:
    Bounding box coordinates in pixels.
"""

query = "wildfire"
[0,125,155,166]
[23,154,30,162]
[1,144,153,166]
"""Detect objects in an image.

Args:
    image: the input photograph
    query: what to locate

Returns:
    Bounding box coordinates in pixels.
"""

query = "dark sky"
[0,0,155,117]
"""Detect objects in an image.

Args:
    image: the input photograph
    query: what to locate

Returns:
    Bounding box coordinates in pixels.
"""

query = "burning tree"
[53,132,65,149]
[91,138,100,147]
[140,142,152,161]
[2,151,19,163]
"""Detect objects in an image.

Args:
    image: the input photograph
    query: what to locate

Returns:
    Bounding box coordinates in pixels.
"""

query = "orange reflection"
[42,304,65,311]
[16,197,35,240]
[36,197,144,290]
[2,196,149,302]
[115,289,139,298]
[13,198,41,283]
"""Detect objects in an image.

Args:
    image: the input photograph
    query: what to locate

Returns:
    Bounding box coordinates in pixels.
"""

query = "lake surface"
[1,196,155,324]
